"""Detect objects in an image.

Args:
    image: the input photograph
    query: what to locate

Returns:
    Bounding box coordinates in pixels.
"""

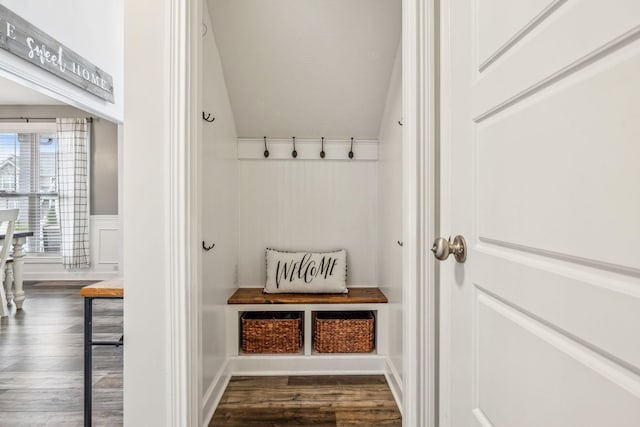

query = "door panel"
[473,249,640,372]
[476,291,640,427]
[441,0,640,426]
[477,43,640,269]
[474,0,640,119]
[476,0,554,68]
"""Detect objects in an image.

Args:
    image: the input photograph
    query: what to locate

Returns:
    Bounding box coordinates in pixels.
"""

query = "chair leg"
[0,267,7,317]
[4,265,13,305]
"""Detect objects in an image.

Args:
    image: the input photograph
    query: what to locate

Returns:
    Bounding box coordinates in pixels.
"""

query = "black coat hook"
[398,120,403,126]
[397,241,404,247]
[202,112,215,122]
[202,241,215,251]
[292,136,297,158]
[349,137,354,159]
[263,136,269,158]
[320,137,325,159]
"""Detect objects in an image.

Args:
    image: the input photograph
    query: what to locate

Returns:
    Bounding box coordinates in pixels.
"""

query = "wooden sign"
[0,5,114,103]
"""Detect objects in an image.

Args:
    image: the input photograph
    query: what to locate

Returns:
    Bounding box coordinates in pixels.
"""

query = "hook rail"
[236,138,379,161]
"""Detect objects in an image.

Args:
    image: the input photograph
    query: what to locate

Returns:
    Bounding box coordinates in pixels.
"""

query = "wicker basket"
[241,311,302,353]
[313,311,375,353]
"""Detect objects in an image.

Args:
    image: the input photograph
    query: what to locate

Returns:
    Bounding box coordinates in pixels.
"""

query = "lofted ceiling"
[207,0,401,139]
[0,77,63,105]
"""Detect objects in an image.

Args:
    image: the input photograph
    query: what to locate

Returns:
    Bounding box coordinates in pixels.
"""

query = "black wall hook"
[320,137,325,159]
[202,112,215,122]
[348,137,354,159]
[292,136,297,158]
[263,136,269,158]
[202,241,215,251]
[397,241,404,247]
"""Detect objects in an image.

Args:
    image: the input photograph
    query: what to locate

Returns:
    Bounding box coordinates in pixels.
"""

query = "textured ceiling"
[207,0,401,139]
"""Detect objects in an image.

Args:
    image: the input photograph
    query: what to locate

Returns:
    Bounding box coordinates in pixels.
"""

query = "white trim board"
[237,138,378,161]
[228,354,387,376]
[401,0,436,426]
[201,359,231,427]
[166,0,202,424]
[385,357,404,416]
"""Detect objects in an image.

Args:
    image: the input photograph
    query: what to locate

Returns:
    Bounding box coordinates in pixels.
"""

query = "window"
[0,123,60,254]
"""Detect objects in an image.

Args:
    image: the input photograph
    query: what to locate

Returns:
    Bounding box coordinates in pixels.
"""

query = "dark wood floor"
[1,284,400,426]
[0,281,123,426]
[210,375,402,426]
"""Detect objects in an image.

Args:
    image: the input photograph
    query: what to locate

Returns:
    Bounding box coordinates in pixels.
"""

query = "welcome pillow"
[264,248,348,294]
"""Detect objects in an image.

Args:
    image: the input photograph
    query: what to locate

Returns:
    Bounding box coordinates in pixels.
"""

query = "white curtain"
[56,118,90,269]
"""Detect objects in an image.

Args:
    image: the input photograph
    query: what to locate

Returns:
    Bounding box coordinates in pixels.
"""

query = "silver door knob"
[431,235,467,263]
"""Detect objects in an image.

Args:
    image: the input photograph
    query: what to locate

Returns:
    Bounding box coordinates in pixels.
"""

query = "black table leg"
[84,297,93,427]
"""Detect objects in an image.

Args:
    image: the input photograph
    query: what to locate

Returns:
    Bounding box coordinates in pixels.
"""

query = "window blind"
[0,129,60,254]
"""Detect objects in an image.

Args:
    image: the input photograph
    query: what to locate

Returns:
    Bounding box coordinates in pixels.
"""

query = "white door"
[439,1,640,426]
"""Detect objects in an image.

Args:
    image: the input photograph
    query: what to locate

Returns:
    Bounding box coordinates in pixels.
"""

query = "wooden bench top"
[227,287,387,304]
[80,278,124,298]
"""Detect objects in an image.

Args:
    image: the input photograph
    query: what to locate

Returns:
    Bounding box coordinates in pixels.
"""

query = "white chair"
[0,209,18,318]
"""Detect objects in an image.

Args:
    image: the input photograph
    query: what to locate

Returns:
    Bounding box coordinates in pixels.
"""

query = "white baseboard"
[228,354,387,376]
[23,271,121,282]
[201,359,231,427]
[385,357,404,416]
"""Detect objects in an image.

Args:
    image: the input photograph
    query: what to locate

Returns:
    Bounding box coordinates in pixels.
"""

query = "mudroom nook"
[200,0,404,423]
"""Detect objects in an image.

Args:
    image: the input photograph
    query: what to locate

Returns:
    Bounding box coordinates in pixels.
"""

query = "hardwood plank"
[287,375,387,386]
[210,407,337,427]
[0,371,82,389]
[93,372,123,389]
[335,408,402,426]
[226,375,290,389]
[219,388,397,409]
[6,411,122,427]
[228,287,388,304]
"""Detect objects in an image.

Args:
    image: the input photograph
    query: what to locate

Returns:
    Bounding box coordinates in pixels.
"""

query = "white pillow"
[264,248,348,294]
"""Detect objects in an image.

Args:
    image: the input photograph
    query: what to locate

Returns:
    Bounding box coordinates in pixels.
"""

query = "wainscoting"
[23,215,121,281]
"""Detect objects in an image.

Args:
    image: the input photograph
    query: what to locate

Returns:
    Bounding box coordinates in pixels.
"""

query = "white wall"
[378,47,403,381]
[123,0,169,424]
[201,2,238,420]
[238,160,378,287]
[0,1,124,123]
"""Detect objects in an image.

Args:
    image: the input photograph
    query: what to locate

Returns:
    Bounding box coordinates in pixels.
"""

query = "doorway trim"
[402,0,437,426]
[166,0,202,425]
[167,0,438,423]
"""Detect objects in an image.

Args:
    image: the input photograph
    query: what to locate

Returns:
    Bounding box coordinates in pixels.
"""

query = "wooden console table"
[80,279,124,427]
